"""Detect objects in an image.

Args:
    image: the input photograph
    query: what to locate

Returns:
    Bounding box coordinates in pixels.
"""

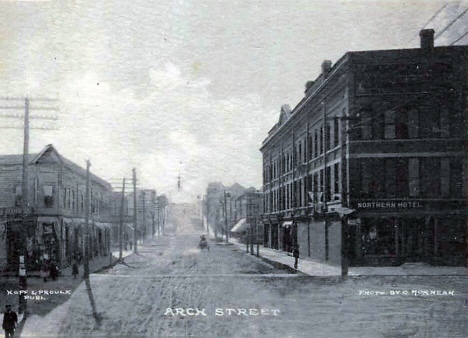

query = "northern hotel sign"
[355,200,423,210]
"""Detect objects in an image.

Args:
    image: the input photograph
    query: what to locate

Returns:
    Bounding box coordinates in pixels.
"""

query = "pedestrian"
[72,260,79,279]
[40,259,50,282]
[2,305,18,338]
[293,244,300,270]
[50,260,59,281]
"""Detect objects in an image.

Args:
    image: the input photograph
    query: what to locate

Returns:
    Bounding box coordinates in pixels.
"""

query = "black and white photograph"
[0,0,467,337]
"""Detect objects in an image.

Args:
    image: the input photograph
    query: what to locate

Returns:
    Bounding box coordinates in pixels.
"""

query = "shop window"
[43,185,54,208]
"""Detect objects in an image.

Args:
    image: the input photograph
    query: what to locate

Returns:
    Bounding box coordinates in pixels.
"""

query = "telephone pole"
[132,169,138,254]
[18,98,29,316]
[84,160,91,278]
[142,190,146,242]
[0,96,58,317]
[119,178,126,260]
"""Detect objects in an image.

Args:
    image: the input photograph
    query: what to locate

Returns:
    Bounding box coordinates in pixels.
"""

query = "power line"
[407,3,448,44]
[450,30,468,45]
[435,6,468,40]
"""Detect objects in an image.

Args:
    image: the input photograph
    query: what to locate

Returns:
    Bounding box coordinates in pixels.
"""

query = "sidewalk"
[229,238,467,277]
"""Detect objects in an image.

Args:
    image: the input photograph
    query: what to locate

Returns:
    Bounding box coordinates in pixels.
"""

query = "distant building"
[261,30,467,266]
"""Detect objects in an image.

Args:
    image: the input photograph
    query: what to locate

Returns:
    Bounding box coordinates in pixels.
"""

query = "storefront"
[348,200,466,266]
[36,216,60,265]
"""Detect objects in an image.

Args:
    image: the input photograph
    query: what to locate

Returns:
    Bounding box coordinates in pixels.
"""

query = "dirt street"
[19,233,468,338]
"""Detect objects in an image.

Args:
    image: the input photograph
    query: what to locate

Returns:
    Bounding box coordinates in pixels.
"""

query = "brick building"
[261,30,467,266]
[0,144,115,271]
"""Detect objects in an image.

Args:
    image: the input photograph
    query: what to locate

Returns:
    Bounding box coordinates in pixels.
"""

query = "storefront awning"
[95,222,112,230]
[231,219,248,233]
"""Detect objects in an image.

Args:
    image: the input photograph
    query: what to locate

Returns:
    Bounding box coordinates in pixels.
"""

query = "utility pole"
[18,98,29,316]
[84,160,91,278]
[119,178,125,260]
[132,169,138,253]
[224,191,229,243]
[0,97,58,317]
[142,190,146,242]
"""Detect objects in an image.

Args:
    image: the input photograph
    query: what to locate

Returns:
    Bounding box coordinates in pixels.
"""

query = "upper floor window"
[334,118,340,147]
[43,185,54,208]
[15,185,22,206]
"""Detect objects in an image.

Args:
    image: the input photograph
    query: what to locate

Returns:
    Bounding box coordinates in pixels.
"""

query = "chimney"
[321,60,332,76]
[419,29,434,50]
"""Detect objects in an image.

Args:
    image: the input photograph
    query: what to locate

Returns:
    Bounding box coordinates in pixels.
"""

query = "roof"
[0,144,111,189]
[0,154,38,166]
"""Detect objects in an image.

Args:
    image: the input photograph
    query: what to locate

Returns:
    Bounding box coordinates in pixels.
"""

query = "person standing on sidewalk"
[72,260,79,279]
[293,244,300,270]
[2,305,18,338]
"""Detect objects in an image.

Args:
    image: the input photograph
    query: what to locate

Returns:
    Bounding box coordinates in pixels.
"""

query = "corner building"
[261,30,467,266]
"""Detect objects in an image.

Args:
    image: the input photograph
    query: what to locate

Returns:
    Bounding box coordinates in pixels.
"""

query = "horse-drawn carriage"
[199,235,209,251]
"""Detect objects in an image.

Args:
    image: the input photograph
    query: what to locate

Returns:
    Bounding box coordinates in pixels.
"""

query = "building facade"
[0,144,115,271]
[261,30,467,266]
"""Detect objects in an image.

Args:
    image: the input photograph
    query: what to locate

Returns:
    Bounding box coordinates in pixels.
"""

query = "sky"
[0,0,467,203]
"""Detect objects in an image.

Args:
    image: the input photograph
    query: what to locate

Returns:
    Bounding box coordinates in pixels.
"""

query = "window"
[395,108,408,139]
[384,109,395,139]
[440,108,450,138]
[325,166,331,200]
[334,118,339,147]
[320,169,324,192]
[34,177,39,205]
[385,159,396,197]
[395,159,408,197]
[408,109,419,138]
[43,185,54,208]
[15,185,22,206]
[314,131,318,158]
[421,158,440,197]
[320,127,324,154]
[325,124,331,151]
[361,110,373,140]
[420,107,440,138]
[450,157,463,197]
[313,173,318,193]
[334,163,340,194]
[408,159,420,197]
[440,158,450,196]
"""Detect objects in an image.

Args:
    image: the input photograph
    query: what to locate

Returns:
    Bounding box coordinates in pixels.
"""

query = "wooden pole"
[119,178,125,259]
[132,169,138,253]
